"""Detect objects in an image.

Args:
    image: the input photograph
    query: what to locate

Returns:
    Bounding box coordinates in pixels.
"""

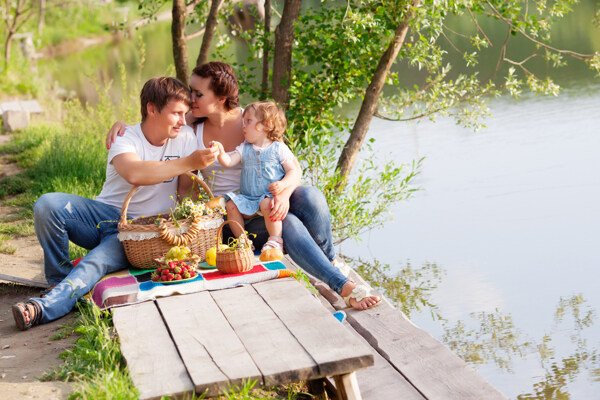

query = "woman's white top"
[196,121,243,197]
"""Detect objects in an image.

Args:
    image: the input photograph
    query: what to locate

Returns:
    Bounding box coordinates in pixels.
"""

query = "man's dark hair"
[140,77,192,121]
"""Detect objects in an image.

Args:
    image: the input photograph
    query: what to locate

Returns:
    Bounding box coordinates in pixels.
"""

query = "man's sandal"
[342,285,382,310]
[12,301,42,331]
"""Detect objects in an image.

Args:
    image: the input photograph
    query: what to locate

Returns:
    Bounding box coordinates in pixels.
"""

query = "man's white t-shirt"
[95,123,196,218]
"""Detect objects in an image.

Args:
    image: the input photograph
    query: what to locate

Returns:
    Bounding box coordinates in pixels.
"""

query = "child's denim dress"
[226,141,286,215]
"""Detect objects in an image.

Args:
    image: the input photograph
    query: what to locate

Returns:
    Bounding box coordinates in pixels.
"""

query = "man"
[12,77,218,330]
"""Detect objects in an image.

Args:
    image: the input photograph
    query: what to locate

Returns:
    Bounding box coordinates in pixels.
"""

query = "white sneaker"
[332,258,352,277]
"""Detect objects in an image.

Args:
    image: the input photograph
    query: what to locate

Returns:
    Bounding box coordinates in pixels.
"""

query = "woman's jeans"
[244,186,349,294]
[30,193,129,323]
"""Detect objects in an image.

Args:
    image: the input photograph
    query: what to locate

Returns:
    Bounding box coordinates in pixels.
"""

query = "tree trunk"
[335,0,420,191]
[271,0,302,109]
[260,0,271,99]
[196,0,223,67]
[38,0,45,34]
[172,0,190,85]
[4,34,13,67]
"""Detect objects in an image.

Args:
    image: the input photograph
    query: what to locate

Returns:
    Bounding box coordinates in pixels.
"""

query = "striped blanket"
[85,259,293,309]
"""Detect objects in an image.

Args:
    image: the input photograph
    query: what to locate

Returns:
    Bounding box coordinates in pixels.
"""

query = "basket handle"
[216,220,246,248]
[119,171,214,226]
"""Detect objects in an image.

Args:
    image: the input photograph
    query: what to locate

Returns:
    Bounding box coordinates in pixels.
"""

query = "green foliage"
[0,59,43,97]
[292,269,318,294]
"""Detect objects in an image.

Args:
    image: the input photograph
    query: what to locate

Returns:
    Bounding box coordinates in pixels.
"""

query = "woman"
[107,62,380,310]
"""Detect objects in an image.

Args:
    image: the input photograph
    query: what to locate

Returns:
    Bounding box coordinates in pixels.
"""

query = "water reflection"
[350,257,599,399]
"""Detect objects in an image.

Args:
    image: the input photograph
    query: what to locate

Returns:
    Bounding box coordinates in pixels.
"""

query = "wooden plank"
[346,306,508,400]
[301,268,426,400]
[282,256,506,400]
[253,278,374,377]
[333,372,362,400]
[112,302,193,400]
[211,285,319,386]
[156,291,262,396]
[0,273,49,288]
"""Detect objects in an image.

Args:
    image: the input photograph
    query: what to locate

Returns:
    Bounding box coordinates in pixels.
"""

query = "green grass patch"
[0,243,17,254]
[0,220,35,237]
[41,301,138,399]
[50,316,81,341]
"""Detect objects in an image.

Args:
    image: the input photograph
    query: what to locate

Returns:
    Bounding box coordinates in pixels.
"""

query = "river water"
[339,80,600,399]
[41,17,600,399]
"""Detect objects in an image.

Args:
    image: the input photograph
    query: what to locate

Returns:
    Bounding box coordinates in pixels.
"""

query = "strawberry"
[161,275,168,282]
[176,274,182,280]
[162,269,170,275]
[184,272,190,279]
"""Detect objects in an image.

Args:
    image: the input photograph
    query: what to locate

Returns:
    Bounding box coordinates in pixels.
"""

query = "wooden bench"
[113,277,375,400]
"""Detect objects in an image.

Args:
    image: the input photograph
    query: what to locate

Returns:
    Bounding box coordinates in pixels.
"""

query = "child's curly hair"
[244,101,287,142]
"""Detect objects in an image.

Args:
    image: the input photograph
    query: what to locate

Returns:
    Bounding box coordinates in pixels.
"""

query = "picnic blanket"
[84,259,293,309]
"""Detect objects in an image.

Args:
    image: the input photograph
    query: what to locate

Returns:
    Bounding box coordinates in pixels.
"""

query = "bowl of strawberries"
[151,246,201,284]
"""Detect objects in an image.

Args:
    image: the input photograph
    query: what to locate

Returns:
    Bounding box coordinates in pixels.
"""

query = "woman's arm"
[105,121,130,149]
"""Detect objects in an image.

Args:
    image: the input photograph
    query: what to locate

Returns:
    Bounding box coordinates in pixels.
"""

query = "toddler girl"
[211,101,300,261]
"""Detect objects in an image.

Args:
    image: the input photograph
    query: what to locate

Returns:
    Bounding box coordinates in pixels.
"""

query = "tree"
[260,0,271,99]
[271,0,302,108]
[196,0,223,67]
[2,0,38,68]
[335,0,420,190]
[191,0,600,242]
[172,0,189,85]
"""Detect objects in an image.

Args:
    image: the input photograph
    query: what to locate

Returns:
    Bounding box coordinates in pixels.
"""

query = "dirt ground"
[0,133,73,398]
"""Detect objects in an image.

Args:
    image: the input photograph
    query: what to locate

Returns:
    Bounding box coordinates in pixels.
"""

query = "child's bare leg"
[225,200,245,237]
[260,198,282,238]
[259,198,283,261]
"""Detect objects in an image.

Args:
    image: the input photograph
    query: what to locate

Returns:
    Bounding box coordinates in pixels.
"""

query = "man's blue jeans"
[245,186,349,294]
[30,193,130,323]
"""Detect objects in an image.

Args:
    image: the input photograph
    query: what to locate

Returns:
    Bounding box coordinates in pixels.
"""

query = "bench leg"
[333,372,362,400]
[308,378,327,399]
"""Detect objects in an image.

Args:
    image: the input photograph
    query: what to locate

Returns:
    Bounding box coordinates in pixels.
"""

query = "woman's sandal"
[12,301,42,331]
[259,236,284,262]
[342,285,382,310]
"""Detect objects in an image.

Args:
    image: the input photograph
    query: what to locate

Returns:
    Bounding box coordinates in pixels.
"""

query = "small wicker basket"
[215,220,254,274]
[118,172,223,269]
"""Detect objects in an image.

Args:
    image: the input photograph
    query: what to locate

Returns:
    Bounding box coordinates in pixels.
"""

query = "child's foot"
[259,236,284,261]
[340,282,381,310]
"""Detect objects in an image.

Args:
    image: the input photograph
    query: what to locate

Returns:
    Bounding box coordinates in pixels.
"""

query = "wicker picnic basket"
[117,172,223,269]
[215,220,254,274]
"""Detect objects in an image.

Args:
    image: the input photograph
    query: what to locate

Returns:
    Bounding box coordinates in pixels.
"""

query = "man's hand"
[106,121,130,149]
[268,181,285,196]
[269,194,290,221]
[189,147,218,170]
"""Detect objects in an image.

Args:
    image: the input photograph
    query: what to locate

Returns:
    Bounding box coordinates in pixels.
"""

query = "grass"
[41,302,139,400]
